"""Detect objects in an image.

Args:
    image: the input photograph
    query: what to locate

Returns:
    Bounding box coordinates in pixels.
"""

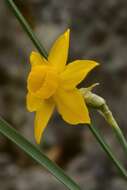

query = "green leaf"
[88,124,127,179]
[5,0,127,185]
[6,0,48,59]
[0,117,80,190]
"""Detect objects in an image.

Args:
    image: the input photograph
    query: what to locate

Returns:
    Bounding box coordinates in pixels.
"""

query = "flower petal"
[54,88,90,124]
[48,29,70,72]
[60,60,99,89]
[26,93,42,112]
[30,51,48,67]
[34,99,55,144]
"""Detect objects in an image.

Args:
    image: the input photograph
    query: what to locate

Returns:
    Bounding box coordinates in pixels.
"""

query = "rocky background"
[0,0,127,189]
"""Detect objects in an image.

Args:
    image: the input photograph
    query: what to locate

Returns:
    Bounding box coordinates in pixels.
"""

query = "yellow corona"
[26,29,99,143]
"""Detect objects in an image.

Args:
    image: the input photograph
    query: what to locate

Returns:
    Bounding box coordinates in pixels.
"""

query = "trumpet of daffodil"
[26,29,99,144]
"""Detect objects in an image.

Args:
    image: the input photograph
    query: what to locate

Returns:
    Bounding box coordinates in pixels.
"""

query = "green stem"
[83,89,127,159]
[88,124,127,179]
[6,0,48,59]
[0,117,80,190]
[113,126,127,155]
[6,0,127,181]
[99,104,127,156]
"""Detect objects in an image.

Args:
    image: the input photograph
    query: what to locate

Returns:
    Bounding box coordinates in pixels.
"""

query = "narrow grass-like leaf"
[99,104,127,156]
[88,124,127,179]
[0,117,80,190]
[112,126,127,156]
[6,0,127,183]
[6,0,48,58]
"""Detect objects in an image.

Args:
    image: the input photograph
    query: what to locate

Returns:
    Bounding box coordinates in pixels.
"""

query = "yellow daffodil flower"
[26,29,99,144]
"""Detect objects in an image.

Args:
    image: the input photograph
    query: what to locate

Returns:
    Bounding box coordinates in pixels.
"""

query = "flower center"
[27,65,58,99]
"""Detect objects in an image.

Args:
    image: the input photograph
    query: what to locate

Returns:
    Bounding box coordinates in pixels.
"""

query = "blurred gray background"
[0,0,127,189]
